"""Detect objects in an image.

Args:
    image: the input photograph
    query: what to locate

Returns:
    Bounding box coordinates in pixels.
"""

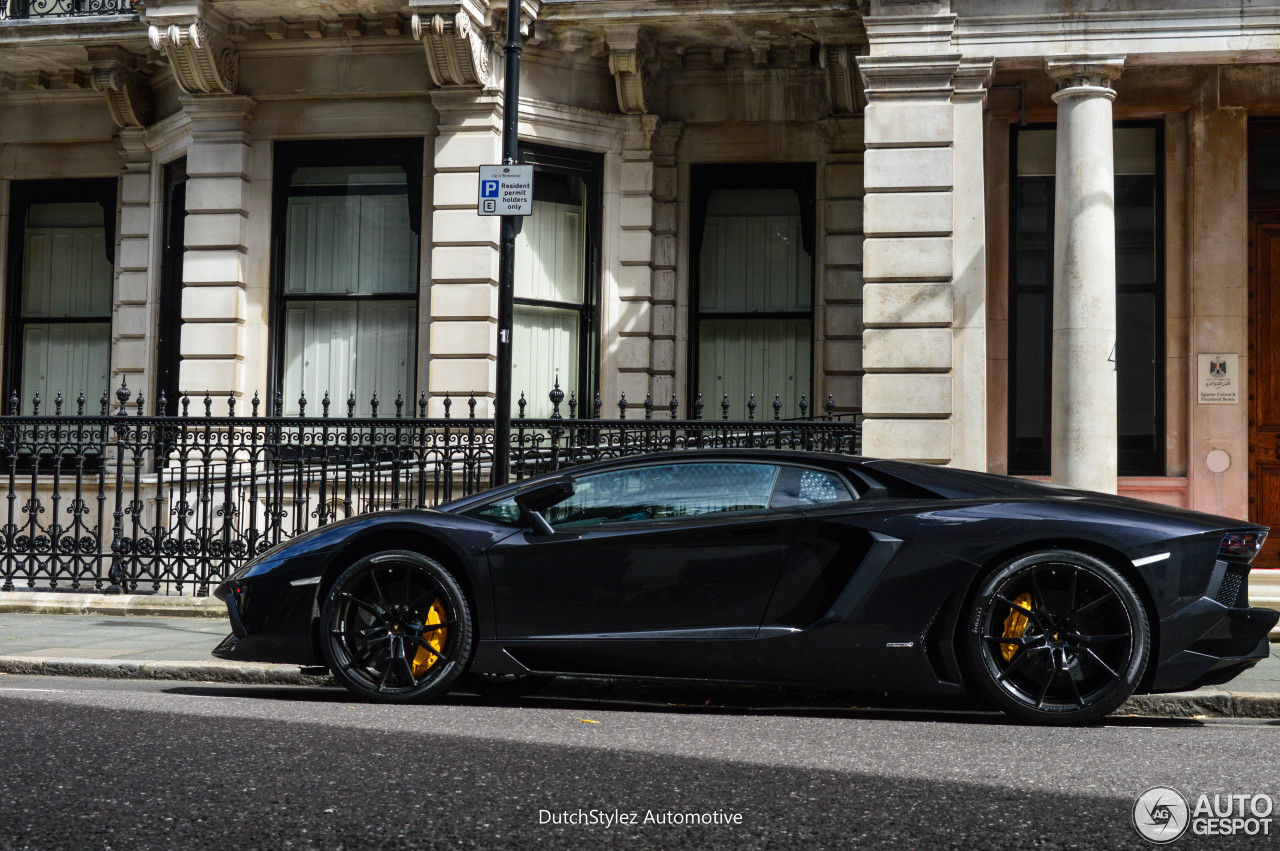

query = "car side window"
[770,466,856,509]
[546,462,780,527]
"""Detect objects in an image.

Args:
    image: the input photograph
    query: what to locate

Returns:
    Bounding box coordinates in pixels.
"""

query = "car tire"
[321,550,473,703]
[961,549,1150,725]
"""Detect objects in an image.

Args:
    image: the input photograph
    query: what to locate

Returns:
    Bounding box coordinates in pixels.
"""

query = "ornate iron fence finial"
[550,379,564,420]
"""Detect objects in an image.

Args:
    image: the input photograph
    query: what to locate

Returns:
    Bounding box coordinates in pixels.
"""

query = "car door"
[484,460,804,640]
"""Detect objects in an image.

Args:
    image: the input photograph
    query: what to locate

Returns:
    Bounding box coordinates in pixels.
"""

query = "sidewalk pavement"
[0,593,1278,718]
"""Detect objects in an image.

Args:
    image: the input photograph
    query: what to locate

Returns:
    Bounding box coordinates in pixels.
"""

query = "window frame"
[156,158,187,416]
[4,178,118,412]
[461,459,856,528]
[1249,119,1280,209]
[688,162,817,413]
[1006,121,1166,476]
[514,142,604,411]
[267,138,425,414]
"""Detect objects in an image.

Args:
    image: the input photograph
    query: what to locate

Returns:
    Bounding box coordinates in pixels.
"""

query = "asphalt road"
[0,677,1277,850]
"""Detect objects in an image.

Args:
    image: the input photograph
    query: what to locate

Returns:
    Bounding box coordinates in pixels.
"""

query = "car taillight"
[1219,530,1268,562]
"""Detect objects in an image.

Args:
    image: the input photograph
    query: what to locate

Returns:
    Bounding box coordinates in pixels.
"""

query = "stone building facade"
[4,0,1280,560]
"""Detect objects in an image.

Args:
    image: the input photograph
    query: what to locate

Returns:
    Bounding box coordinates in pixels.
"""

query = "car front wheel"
[962,549,1150,725]
[321,550,473,703]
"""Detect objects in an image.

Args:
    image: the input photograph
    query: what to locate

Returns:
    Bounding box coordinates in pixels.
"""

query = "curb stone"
[2,654,1278,719]
[0,592,225,619]
[1120,690,1280,719]
[0,655,332,687]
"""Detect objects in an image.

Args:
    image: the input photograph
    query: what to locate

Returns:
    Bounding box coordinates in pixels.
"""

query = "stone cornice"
[819,43,863,115]
[863,12,956,57]
[178,93,254,138]
[951,55,993,104]
[411,2,493,88]
[605,24,646,115]
[541,1,863,24]
[858,53,961,100]
[143,2,239,95]
[955,7,1280,64]
[87,45,152,128]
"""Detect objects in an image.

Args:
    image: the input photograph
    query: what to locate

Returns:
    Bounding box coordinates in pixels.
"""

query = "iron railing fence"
[1,0,133,19]
[0,383,860,596]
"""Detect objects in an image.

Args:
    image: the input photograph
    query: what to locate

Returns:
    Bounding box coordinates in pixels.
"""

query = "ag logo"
[1133,786,1190,843]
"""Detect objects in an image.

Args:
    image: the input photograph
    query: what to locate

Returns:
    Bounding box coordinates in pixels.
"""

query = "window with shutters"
[690,164,815,416]
[271,140,423,416]
[510,144,602,416]
[4,179,116,411]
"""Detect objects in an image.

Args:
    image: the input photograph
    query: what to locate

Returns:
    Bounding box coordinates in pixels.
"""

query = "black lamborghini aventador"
[212,450,1277,724]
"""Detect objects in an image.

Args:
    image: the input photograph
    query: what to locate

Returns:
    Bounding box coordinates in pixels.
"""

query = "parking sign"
[477,165,533,216]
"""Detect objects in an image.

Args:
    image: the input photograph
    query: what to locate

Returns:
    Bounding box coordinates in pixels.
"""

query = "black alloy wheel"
[321,550,473,702]
[962,550,1150,725]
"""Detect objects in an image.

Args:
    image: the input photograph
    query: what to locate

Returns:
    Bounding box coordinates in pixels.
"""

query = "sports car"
[212,449,1277,724]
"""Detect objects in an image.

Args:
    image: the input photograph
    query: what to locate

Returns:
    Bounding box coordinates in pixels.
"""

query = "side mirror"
[514,477,575,536]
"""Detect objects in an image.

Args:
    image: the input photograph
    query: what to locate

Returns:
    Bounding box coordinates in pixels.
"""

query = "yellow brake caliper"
[1000,592,1035,663]
[410,598,449,678]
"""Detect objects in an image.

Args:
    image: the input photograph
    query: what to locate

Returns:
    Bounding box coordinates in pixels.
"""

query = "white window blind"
[696,186,813,415]
[279,162,419,416]
[512,188,586,416]
[19,202,112,404]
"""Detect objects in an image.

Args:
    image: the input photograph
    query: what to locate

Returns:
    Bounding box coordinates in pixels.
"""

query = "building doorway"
[1247,121,1280,568]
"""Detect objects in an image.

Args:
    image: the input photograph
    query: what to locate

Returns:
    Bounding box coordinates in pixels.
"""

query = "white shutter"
[20,323,110,406]
[697,318,811,417]
[513,305,578,417]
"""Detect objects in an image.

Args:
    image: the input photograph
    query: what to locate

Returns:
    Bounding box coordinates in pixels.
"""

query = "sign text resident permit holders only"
[478,164,534,216]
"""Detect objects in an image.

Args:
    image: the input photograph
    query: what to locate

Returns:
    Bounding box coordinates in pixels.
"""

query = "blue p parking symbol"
[480,179,499,213]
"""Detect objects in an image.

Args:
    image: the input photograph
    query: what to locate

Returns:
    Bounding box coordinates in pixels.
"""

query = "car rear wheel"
[962,550,1149,725]
[321,550,473,703]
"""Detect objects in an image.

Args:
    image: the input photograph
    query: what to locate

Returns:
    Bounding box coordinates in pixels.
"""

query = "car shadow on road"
[160,680,1209,729]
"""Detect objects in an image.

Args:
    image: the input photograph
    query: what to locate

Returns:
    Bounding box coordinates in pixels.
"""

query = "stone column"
[113,128,154,399]
[650,122,681,407]
[427,89,502,416]
[950,58,993,470]
[819,116,866,414]
[615,115,658,406]
[611,117,681,410]
[1186,106,1248,519]
[178,95,255,399]
[858,50,960,463]
[1045,56,1124,493]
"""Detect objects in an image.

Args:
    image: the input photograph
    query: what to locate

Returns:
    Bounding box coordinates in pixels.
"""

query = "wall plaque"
[1197,353,1239,404]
